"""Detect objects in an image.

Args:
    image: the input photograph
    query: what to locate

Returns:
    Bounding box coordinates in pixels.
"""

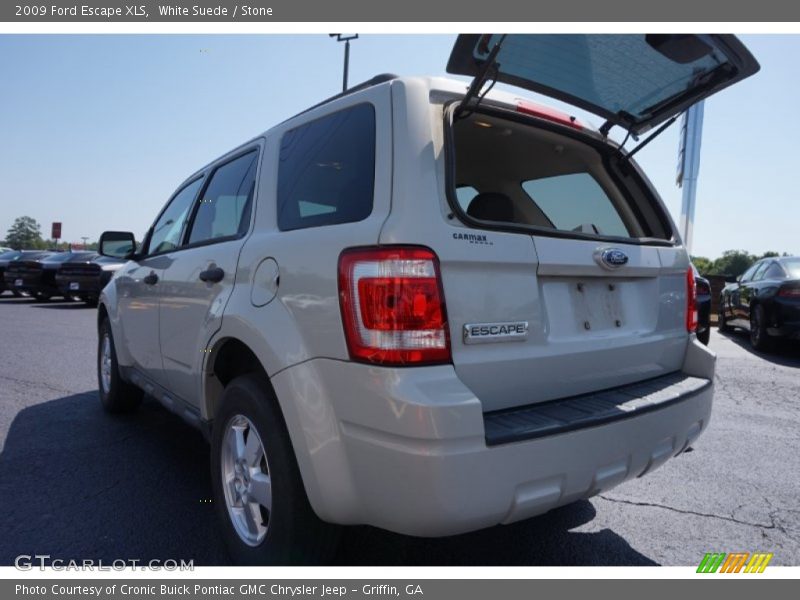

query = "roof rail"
[297,73,398,117]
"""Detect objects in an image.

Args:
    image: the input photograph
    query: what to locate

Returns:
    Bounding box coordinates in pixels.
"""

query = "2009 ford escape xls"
[95,34,759,564]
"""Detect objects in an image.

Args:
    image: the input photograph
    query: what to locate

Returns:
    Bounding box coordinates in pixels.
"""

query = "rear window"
[522,173,628,237]
[782,259,800,278]
[450,111,670,241]
[277,103,375,231]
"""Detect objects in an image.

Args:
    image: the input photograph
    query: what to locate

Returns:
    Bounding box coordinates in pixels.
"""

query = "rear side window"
[149,177,204,255]
[277,103,375,231]
[522,173,629,237]
[763,262,786,279]
[187,150,258,245]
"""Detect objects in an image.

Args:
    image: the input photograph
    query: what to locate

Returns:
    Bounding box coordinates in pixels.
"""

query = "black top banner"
[2,0,797,22]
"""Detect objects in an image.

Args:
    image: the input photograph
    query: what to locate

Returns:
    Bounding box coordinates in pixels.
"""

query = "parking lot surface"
[0,295,798,566]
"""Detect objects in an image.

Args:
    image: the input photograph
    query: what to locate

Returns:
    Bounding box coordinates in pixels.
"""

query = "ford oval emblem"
[598,248,629,269]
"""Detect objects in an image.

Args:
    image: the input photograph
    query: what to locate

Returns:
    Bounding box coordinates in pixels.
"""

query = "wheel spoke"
[242,502,263,537]
[225,473,241,506]
[243,429,263,467]
[248,472,272,510]
[229,425,246,461]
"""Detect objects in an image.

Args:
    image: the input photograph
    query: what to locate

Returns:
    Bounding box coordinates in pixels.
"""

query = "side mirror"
[99,231,136,259]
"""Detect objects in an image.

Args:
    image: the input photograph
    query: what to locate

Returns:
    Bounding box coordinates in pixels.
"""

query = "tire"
[749,304,774,352]
[12,290,22,297]
[97,318,143,413]
[718,302,730,332]
[210,374,340,565]
[697,327,710,346]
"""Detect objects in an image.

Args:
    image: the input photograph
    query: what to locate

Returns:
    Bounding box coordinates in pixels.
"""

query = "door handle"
[143,271,159,286]
[199,267,225,283]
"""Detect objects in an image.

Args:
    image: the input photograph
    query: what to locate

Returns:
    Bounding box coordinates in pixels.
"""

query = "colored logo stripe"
[697,553,726,573]
[744,553,773,573]
[697,552,773,573]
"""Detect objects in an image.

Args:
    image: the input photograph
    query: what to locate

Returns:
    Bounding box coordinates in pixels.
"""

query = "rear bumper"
[768,299,800,338]
[56,275,104,298]
[272,338,716,537]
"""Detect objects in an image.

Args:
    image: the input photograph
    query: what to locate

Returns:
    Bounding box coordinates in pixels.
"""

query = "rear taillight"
[338,246,451,366]
[686,267,698,333]
[778,285,800,298]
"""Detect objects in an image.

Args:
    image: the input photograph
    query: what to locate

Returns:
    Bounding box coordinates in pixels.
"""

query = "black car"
[56,255,126,306]
[3,251,96,301]
[0,250,53,297]
[0,250,23,296]
[692,264,712,346]
[719,256,800,350]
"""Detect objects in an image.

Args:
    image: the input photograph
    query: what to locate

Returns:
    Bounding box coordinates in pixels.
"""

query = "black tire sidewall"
[97,319,142,413]
[210,374,337,565]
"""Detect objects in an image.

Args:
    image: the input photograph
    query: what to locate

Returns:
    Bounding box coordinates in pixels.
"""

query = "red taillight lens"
[778,285,800,298]
[686,267,698,333]
[338,247,451,365]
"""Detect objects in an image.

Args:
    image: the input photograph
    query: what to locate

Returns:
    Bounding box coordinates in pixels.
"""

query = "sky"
[0,34,797,259]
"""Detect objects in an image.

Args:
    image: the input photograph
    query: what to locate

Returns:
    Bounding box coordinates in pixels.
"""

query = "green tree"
[690,256,713,275]
[5,216,44,249]
[759,251,780,259]
[712,250,756,278]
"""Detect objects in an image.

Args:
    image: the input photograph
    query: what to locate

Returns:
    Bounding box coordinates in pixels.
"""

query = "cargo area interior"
[450,111,672,241]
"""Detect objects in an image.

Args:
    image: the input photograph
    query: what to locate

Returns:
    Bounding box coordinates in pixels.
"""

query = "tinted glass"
[782,259,800,278]
[149,177,204,254]
[752,262,770,281]
[277,104,375,231]
[763,263,786,279]
[740,263,759,282]
[0,251,20,260]
[188,151,258,245]
[522,173,629,237]
[455,185,479,211]
[474,34,731,122]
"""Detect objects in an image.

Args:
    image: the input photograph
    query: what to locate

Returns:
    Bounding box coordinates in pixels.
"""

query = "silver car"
[96,34,758,564]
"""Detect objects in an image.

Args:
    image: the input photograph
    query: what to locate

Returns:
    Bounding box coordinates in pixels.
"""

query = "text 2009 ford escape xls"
[95,35,758,563]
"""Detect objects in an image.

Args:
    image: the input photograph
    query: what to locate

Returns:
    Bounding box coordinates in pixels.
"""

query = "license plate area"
[15,279,22,287]
[540,277,657,338]
[70,282,80,290]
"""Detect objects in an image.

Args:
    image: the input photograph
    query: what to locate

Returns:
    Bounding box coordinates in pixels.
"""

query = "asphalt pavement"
[0,294,798,566]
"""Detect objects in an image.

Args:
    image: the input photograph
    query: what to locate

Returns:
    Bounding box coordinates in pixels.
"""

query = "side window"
[277,103,375,231]
[187,151,258,245]
[752,262,770,281]
[148,177,204,255]
[763,263,786,279]
[739,263,760,282]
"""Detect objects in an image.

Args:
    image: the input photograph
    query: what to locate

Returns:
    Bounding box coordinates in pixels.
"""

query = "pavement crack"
[0,373,79,395]
[598,494,776,530]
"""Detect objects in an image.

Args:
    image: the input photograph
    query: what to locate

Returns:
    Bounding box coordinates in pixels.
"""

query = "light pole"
[329,34,358,92]
[81,236,89,249]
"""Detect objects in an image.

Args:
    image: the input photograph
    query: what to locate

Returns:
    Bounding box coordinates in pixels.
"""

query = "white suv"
[96,34,758,564]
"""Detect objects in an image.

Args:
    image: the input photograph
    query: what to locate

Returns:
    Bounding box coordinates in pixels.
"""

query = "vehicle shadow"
[0,393,656,567]
[717,329,800,367]
[30,302,95,310]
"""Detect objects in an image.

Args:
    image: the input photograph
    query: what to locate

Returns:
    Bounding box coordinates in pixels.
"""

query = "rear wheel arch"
[204,337,275,422]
